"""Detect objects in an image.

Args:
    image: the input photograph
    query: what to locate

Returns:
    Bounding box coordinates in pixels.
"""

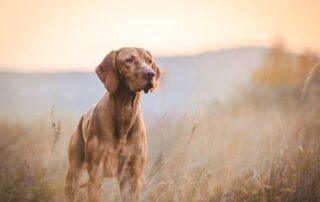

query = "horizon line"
[1,45,318,74]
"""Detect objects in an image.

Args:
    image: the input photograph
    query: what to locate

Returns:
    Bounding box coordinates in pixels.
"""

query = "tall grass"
[0,120,59,201]
[1,58,320,201]
[144,85,320,201]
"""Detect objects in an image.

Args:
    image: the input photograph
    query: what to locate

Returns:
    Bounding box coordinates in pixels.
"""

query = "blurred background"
[1,0,320,201]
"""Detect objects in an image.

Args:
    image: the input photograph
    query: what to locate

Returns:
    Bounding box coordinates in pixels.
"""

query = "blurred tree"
[252,41,295,86]
[296,51,318,83]
[252,41,318,87]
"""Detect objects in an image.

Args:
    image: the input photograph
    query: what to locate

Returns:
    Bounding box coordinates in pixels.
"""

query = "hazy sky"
[1,0,320,72]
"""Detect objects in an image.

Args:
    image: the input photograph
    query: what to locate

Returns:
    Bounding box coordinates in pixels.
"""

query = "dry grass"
[144,90,320,201]
[1,69,320,201]
[0,120,59,201]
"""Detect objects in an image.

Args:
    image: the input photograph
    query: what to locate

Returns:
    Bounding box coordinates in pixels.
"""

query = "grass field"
[1,45,320,201]
[1,79,320,201]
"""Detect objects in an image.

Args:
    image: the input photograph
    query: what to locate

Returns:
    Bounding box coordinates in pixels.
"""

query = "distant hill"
[0,47,268,123]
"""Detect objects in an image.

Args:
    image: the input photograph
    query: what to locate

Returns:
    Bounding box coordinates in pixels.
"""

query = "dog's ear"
[146,50,160,80]
[95,50,119,93]
[153,63,161,81]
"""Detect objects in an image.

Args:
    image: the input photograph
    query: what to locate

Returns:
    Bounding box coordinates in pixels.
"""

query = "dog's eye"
[125,58,134,64]
[146,59,152,64]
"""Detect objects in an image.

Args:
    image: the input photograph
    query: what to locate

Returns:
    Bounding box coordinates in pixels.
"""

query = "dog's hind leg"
[65,119,85,202]
[65,161,83,202]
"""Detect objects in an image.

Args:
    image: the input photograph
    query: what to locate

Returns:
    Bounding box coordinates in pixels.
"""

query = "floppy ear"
[153,63,161,80]
[146,50,160,80]
[95,50,119,93]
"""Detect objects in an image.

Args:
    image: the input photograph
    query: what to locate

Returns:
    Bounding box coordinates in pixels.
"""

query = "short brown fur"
[65,47,160,202]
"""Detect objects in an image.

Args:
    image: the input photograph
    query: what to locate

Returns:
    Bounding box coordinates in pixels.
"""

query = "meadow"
[1,44,320,201]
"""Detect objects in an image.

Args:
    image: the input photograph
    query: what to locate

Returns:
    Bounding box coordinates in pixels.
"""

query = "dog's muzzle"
[142,68,156,93]
[143,81,153,93]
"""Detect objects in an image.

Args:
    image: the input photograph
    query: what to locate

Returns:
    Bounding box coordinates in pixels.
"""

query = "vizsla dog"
[65,47,160,202]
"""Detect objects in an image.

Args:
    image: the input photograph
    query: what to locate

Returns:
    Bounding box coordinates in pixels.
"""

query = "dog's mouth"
[143,81,153,93]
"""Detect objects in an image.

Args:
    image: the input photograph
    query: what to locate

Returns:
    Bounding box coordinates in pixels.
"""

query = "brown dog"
[65,47,160,202]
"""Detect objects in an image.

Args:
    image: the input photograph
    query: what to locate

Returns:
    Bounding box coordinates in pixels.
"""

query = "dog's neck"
[108,85,141,145]
[110,85,140,107]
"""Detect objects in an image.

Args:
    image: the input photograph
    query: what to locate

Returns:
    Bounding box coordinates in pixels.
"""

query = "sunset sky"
[1,0,320,72]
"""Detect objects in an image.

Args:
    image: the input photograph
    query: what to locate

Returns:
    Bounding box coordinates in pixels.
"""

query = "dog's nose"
[143,69,155,80]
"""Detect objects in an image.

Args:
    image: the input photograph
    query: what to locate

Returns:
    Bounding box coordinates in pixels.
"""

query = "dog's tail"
[76,115,87,170]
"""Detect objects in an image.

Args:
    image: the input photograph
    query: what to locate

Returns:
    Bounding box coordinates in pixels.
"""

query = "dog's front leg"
[118,175,142,202]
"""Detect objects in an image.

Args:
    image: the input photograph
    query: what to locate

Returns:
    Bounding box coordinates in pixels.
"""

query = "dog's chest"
[102,142,146,178]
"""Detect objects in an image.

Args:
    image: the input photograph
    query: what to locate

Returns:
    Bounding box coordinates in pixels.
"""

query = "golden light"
[0,0,319,72]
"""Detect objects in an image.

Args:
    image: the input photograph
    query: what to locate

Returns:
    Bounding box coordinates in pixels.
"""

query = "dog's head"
[95,47,160,94]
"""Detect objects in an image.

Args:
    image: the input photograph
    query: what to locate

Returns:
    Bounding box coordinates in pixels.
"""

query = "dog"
[65,47,160,202]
